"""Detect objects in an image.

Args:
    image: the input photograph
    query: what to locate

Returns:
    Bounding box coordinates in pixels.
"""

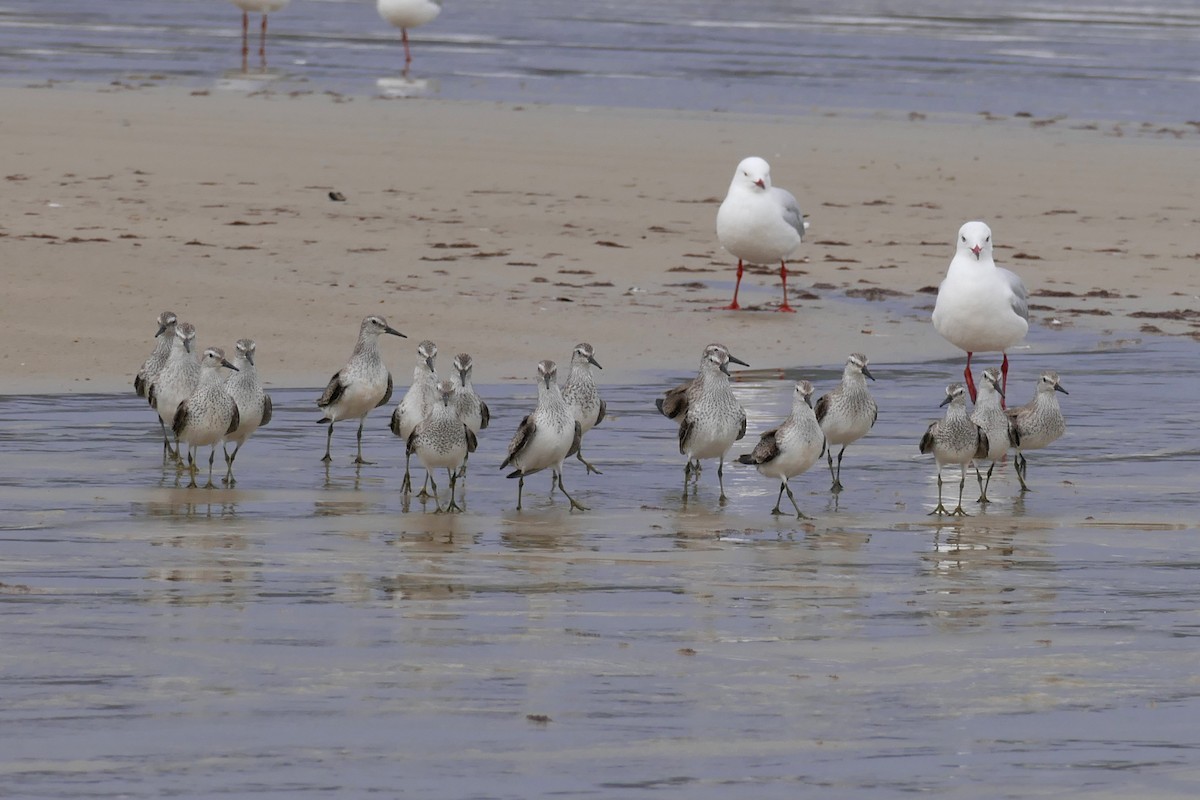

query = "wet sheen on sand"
[1,335,1198,797]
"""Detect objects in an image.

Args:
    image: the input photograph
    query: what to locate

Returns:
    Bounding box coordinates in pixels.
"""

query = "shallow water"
[1,0,1198,121]
[2,332,1199,797]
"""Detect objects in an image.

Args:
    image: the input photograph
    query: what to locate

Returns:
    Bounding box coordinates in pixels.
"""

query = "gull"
[919,383,990,516]
[173,347,240,489]
[969,367,1019,503]
[148,321,199,461]
[316,316,405,464]
[715,156,809,313]
[737,380,826,518]
[135,310,178,456]
[390,339,439,495]
[228,0,290,71]
[377,0,443,78]
[656,343,749,503]
[407,379,477,513]
[560,343,606,475]
[932,220,1029,402]
[223,338,273,486]
[1006,371,1068,492]
[814,352,878,492]
[501,360,585,512]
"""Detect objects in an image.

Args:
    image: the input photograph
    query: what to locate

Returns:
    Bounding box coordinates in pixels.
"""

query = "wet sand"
[2,333,1199,796]
[1,85,1197,393]
[3,85,1200,797]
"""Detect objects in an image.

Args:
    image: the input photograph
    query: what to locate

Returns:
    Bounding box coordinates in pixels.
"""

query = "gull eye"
[986,236,991,242]
[961,235,966,242]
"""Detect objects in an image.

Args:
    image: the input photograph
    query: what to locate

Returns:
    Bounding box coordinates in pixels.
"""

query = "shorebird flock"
[133,157,1068,516]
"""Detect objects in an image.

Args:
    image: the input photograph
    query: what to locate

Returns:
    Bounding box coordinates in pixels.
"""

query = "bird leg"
[951,466,969,515]
[428,472,442,513]
[400,453,413,494]
[321,422,334,463]
[259,13,267,66]
[1000,353,1010,409]
[964,352,977,403]
[1014,452,1030,492]
[401,28,412,79]
[771,483,786,515]
[223,442,241,486]
[516,474,525,511]
[928,470,948,515]
[777,260,796,313]
[353,419,373,465]
[446,469,463,513]
[717,459,728,504]
[555,469,588,512]
[417,472,432,500]
[974,462,994,504]
[720,259,744,310]
[241,11,249,72]
[205,448,218,489]
[576,448,603,475]
[783,482,810,519]
[186,448,199,489]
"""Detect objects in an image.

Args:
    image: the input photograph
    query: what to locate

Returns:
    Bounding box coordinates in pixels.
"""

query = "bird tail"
[735,453,756,466]
[505,469,523,479]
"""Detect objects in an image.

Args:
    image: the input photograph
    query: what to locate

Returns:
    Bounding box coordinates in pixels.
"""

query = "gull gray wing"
[1002,267,1029,322]
[771,186,807,241]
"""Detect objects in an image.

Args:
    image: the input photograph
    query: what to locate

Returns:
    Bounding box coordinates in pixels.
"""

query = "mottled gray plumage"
[737,380,826,518]
[136,310,179,458]
[222,338,273,485]
[969,367,1020,503]
[406,380,477,512]
[451,353,489,433]
[391,339,439,495]
[814,352,877,492]
[148,321,199,461]
[1006,371,1068,492]
[919,383,990,516]
[561,342,606,475]
[316,315,405,464]
[657,343,749,503]
[173,347,240,489]
[501,360,586,512]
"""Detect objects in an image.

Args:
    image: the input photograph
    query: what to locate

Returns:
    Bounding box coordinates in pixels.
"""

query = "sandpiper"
[715,156,809,312]
[407,379,477,512]
[561,342,606,475]
[316,315,405,464]
[932,221,1029,402]
[450,352,489,489]
[223,338,273,486]
[148,321,200,461]
[501,360,586,512]
[814,352,877,492]
[135,310,178,457]
[173,347,240,489]
[737,380,826,518]
[390,339,439,495]
[656,343,749,503]
[969,367,1019,503]
[919,383,990,516]
[1006,371,1068,492]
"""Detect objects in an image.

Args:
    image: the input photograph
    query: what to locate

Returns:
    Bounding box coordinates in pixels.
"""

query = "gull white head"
[956,221,993,262]
[731,156,772,192]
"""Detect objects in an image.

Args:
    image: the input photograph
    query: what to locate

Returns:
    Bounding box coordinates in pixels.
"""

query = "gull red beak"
[971,244,982,258]
[754,179,765,189]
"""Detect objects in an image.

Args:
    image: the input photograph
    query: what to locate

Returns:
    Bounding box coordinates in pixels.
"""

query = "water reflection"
[1,334,1199,797]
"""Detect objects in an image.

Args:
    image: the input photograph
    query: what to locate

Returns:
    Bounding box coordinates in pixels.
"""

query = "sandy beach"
[1,85,1197,394]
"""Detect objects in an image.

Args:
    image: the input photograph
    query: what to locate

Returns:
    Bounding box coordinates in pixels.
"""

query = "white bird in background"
[932,220,1029,403]
[715,156,809,313]
[377,0,443,79]
[228,0,291,71]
